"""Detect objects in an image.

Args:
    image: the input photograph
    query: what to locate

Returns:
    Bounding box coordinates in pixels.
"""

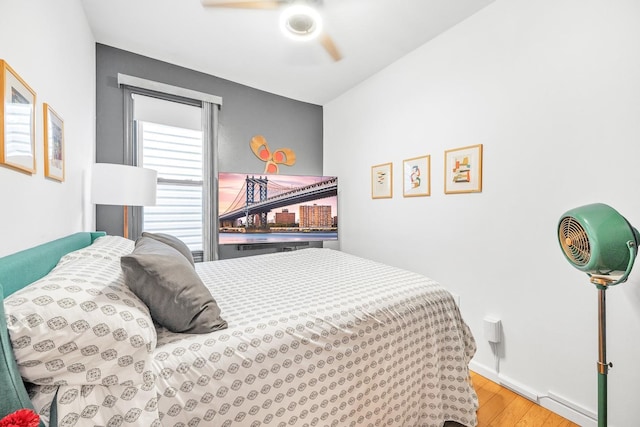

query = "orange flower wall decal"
[250,135,296,174]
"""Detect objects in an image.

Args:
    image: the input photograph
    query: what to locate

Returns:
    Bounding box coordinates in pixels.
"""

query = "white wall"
[0,0,95,256]
[324,1,640,425]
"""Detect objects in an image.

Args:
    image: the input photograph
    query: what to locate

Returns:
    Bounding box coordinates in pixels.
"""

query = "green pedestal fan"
[557,203,640,427]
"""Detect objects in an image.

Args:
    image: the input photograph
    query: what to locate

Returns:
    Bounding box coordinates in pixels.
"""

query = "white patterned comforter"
[153,249,478,427]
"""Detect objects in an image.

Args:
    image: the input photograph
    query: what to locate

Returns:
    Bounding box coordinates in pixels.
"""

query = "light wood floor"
[445,372,580,427]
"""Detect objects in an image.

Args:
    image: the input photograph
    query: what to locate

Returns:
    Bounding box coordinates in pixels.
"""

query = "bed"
[0,232,478,427]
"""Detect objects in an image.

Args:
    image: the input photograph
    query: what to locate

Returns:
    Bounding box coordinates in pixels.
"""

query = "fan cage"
[559,216,591,266]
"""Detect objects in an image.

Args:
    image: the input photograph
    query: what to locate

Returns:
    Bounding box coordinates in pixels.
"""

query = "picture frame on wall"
[403,155,430,197]
[43,103,65,181]
[444,144,483,194]
[0,60,37,174]
[371,162,393,199]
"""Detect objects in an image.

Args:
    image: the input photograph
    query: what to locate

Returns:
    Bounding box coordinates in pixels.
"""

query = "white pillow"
[56,235,134,268]
[4,253,156,387]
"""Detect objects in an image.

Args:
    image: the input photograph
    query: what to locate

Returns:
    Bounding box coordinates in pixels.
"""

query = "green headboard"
[0,232,105,425]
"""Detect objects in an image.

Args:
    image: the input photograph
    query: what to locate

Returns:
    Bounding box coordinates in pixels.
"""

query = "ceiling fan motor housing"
[558,203,640,275]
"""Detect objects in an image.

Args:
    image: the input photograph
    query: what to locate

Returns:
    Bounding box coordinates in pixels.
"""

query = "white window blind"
[140,122,203,252]
[133,93,204,252]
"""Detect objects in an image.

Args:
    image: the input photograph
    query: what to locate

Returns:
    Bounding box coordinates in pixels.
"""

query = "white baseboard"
[497,373,539,402]
[468,360,498,383]
[539,396,597,427]
[468,360,597,427]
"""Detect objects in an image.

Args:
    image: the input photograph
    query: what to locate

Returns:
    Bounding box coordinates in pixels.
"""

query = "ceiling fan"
[200,0,343,61]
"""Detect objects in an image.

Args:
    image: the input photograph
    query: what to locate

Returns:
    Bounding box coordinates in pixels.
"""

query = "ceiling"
[80,0,494,106]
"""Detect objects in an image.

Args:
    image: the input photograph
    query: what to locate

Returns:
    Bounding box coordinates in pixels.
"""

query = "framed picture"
[371,162,393,199]
[444,144,483,194]
[0,60,36,174]
[403,155,430,197]
[43,103,65,181]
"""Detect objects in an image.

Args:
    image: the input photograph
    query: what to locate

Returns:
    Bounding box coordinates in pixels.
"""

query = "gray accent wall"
[95,44,323,257]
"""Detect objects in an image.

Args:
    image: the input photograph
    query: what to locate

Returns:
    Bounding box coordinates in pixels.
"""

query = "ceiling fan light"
[280,4,323,41]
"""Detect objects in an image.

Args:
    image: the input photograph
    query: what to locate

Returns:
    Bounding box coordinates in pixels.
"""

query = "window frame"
[119,76,221,260]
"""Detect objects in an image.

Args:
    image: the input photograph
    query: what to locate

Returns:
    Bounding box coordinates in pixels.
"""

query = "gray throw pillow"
[141,232,195,266]
[121,237,227,334]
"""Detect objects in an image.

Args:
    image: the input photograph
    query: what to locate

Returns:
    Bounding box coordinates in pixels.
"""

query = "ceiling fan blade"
[201,0,282,9]
[319,32,342,62]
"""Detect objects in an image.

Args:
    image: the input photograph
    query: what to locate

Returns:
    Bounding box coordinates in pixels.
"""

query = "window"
[138,121,203,252]
[119,74,222,261]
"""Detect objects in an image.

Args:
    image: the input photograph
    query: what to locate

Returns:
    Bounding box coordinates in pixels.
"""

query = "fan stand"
[559,205,638,427]
[588,240,636,427]
[591,276,614,427]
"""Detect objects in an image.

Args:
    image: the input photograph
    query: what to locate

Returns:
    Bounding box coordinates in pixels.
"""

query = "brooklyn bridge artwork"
[218,172,338,245]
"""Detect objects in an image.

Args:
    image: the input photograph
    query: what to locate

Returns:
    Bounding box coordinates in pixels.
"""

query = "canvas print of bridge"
[218,172,338,245]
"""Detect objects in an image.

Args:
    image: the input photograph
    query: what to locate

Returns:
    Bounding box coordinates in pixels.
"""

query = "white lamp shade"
[91,163,157,206]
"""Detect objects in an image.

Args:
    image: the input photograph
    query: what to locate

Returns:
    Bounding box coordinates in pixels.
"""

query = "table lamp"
[91,163,157,239]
